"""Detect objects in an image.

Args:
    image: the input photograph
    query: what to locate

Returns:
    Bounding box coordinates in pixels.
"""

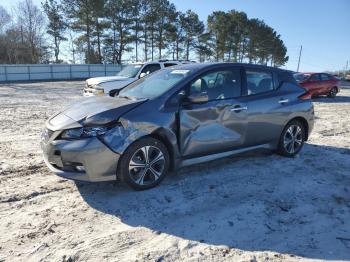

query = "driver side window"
[189,68,241,101]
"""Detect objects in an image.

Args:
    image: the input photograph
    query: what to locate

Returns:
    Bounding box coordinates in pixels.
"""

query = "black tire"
[277,120,305,157]
[118,137,169,190]
[327,87,337,98]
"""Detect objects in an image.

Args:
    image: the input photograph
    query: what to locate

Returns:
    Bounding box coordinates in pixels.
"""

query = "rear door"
[308,74,322,95]
[179,66,248,158]
[242,67,288,146]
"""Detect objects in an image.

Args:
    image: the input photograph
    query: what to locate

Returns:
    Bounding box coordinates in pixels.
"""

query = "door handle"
[278,99,289,104]
[230,106,248,112]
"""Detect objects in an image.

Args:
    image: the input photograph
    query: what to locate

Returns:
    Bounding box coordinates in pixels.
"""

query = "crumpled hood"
[86,76,130,85]
[47,96,147,131]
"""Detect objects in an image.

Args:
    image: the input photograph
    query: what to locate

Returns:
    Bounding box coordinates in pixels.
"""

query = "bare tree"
[0,5,10,33]
[67,29,76,64]
[16,0,47,63]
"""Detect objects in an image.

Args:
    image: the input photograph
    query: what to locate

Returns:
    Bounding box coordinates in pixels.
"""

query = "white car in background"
[84,60,190,97]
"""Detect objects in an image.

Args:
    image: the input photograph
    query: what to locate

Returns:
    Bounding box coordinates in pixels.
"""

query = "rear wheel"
[277,120,305,157]
[328,87,337,98]
[119,137,169,190]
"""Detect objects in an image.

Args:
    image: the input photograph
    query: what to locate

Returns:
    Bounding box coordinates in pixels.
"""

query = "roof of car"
[130,60,186,65]
[301,72,330,75]
[172,62,290,73]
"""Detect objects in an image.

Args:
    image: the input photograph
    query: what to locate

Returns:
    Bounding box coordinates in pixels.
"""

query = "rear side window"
[293,73,310,82]
[321,74,331,81]
[310,74,321,81]
[246,70,274,95]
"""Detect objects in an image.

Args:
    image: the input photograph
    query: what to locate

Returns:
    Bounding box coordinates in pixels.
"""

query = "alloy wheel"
[330,88,337,97]
[128,146,165,186]
[283,125,303,154]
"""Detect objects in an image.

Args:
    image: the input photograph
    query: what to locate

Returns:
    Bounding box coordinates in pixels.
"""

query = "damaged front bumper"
[41,131,120,182]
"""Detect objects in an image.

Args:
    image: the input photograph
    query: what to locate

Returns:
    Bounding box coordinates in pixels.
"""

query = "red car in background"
[294,72,340,98]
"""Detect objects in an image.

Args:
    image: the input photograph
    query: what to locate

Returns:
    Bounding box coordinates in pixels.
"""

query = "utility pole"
[297,45,302,72]
[345,60,348,77]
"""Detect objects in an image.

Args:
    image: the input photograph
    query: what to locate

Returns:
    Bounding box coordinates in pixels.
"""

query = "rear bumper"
[41,136,120,182]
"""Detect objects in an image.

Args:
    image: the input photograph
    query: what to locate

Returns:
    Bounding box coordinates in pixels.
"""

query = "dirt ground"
[0,81,349,262]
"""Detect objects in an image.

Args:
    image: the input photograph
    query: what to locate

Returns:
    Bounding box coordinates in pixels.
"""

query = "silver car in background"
[83,60,187,97]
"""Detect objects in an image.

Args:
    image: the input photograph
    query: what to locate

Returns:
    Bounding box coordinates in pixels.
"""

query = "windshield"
[116,64,143,78]
[294,73,310,82]
[119,69,191,99]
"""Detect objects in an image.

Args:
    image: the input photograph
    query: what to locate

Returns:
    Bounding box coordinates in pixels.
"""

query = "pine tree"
[180,10,204,61]
[105,0,134,64]
[42,0,67,63]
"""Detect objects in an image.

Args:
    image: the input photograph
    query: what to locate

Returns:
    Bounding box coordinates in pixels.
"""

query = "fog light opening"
[54,150,61,156]
[75,165,85,172]
[62,161,85,172]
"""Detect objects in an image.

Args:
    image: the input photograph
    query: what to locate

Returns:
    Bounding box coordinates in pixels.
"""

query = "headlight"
[93,86,104,95]
[61,126,109,139]
[83,126,108,136]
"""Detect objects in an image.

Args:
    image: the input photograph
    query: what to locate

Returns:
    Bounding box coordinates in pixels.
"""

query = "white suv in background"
[83,60,191,97]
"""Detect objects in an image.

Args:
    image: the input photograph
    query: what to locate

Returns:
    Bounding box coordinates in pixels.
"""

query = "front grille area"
[84,84,95,95]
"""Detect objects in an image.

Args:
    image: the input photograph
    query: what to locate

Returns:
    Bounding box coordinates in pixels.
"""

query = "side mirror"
[139,72,147,78]
[109,89,119,97]
[186,93,209,104]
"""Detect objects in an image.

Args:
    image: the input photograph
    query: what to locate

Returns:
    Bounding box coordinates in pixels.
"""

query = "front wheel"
[118,137,169,190]
[327,87,337,98]
[277,120,305,157]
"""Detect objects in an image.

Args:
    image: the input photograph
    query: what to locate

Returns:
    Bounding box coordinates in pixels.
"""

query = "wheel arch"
[116,127,178,175]
[148,128,178,171]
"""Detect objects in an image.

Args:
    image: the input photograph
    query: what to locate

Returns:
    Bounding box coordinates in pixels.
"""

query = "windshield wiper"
[118,95,133,100]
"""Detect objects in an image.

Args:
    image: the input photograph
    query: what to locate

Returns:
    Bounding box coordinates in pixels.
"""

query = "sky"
[2,0,350,72]
[170,0,350,72]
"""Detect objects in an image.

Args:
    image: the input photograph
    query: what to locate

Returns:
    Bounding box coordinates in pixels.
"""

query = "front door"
[179,67,248,158]
[320,74,332,94]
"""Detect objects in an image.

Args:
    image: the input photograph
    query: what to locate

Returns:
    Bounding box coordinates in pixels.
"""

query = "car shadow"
[313,95,350,103]
[76,144,350,260]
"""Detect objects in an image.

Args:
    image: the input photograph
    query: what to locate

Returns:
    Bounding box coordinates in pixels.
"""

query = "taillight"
[299,91,312,100]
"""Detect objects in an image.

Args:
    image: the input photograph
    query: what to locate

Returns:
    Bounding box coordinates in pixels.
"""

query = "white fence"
[0,64,123,82]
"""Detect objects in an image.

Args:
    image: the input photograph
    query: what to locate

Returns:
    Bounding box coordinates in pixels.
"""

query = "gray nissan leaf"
[41,63,314,190]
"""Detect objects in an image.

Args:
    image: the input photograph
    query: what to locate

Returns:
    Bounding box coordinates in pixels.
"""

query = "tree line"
[0,0,289,67]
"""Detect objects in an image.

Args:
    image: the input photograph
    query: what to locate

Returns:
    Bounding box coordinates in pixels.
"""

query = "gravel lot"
[0,81,349,262]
